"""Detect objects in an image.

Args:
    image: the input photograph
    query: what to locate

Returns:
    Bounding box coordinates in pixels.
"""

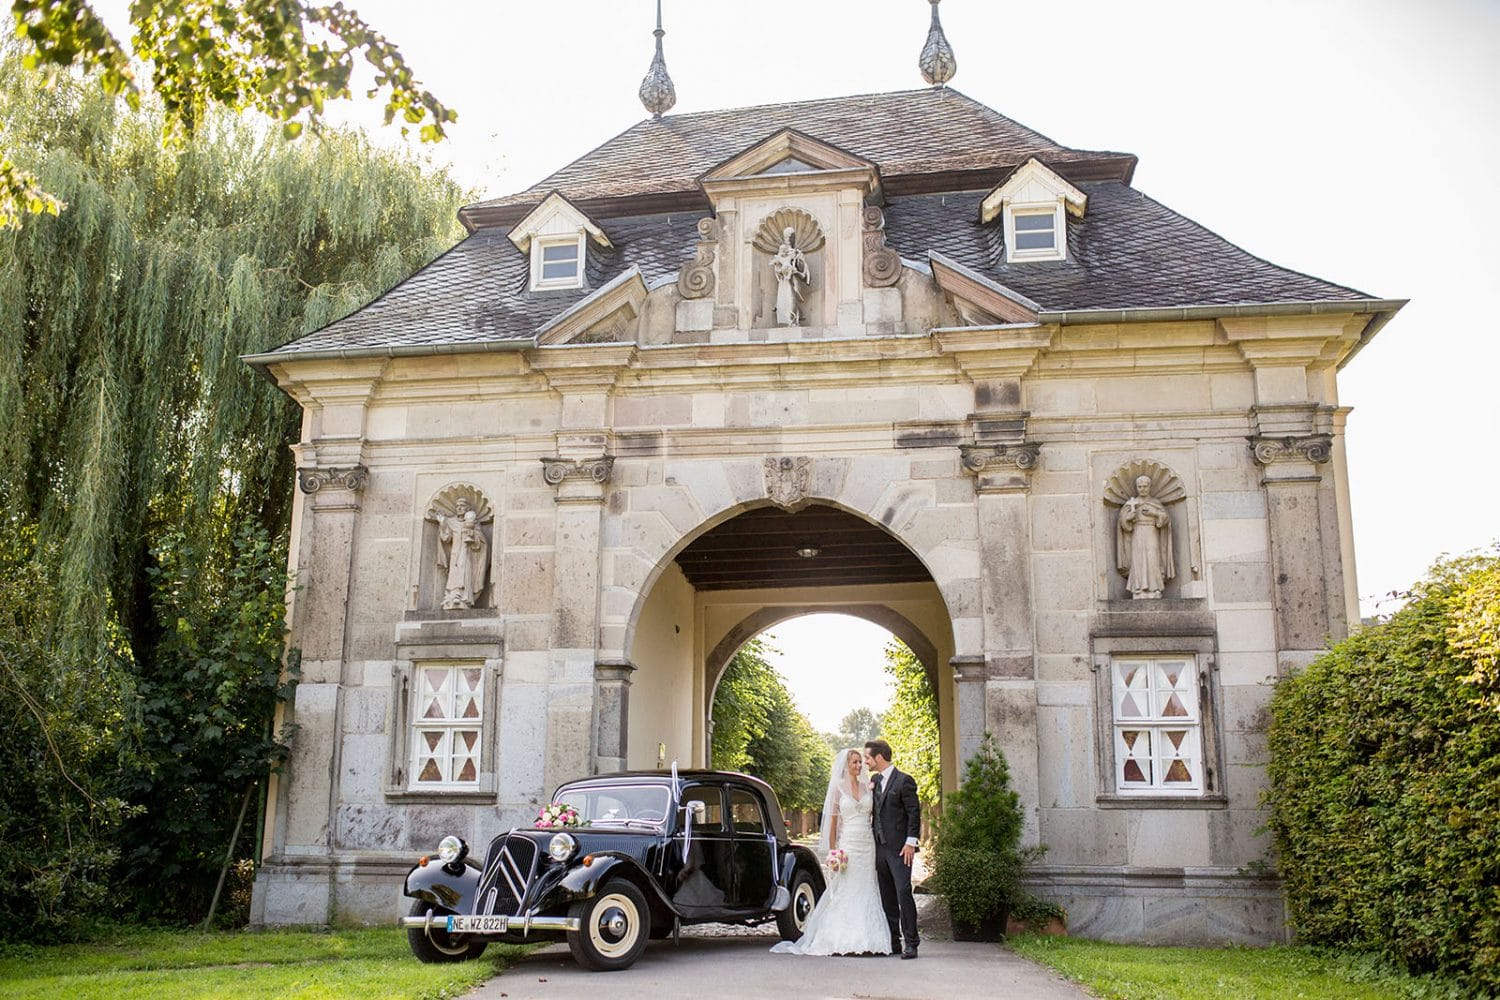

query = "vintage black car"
[399,770,826,971]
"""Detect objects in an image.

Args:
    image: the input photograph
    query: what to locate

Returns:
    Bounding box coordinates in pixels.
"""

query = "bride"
[770,748,892,956]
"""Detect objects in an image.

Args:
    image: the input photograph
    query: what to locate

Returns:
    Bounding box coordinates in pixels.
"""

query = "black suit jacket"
[871,767,921,851]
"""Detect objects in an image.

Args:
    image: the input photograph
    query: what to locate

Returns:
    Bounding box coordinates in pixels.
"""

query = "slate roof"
[464,88,1130,219]
[256,89,1387,360]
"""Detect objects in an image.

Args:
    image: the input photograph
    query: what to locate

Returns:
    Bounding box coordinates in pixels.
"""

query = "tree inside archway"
[709,638,831,813]
[882,641,940,806]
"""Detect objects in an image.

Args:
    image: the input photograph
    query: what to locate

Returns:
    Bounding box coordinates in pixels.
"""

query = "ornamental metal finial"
[918,0,957,87]
[638,0,677,118]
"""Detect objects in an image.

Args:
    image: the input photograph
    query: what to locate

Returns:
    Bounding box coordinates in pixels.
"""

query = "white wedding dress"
[770,785,892,956]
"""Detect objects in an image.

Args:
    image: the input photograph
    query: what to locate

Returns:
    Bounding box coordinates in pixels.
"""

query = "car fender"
[548,853,680,915]
[781,844,826,895]
[403,859,481,914]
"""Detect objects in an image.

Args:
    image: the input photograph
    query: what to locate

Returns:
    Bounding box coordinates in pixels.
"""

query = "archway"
[621,501,960,795]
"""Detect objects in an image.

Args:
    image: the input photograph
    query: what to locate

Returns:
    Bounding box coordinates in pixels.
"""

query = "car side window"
[729,788,765,834]
[680,785,725,832]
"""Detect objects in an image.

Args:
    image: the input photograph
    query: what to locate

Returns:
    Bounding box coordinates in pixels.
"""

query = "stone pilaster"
[592,660,636,773]
[542,440,612,788]
[962,412,1043,842]
[1250,405,1347,661]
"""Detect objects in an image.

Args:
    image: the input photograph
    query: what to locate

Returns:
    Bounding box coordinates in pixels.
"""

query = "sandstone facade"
[247,89,1399,943]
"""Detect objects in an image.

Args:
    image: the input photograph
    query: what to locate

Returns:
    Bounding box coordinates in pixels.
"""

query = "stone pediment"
[699,128,882,205]
[928,251,1040,325]
[534,267,648,345]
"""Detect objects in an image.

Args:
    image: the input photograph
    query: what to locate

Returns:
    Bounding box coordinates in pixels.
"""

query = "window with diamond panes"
[410,665,484,788]
[1112,657,1202,794]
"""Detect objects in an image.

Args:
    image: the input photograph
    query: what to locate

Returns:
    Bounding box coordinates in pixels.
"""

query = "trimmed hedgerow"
[1265,551,1500,996]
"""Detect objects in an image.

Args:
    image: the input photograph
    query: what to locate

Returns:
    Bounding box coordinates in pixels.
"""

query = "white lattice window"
[1112,656,1202,795]
[410,665,484,789]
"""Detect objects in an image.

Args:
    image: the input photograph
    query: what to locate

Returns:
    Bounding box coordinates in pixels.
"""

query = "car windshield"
[554,783,672,828]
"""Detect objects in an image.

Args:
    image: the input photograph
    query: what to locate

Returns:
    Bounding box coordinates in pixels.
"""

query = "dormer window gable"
[979,158,1087,263]
[698,128,882,207]
[506,192,612,291]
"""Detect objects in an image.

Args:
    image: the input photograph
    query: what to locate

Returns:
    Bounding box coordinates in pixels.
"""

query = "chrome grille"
[476,834,538,916]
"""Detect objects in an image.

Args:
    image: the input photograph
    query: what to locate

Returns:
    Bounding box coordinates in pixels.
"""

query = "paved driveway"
[469,935,1091,1000]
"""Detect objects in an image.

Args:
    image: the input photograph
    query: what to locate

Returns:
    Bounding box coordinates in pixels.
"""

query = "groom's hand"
[900,844,915,866]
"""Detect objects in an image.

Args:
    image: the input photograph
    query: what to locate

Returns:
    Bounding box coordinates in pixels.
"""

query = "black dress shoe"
[901,946,918,960]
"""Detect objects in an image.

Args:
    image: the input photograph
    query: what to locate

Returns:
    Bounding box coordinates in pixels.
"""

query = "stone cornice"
[1218,314,1370,371]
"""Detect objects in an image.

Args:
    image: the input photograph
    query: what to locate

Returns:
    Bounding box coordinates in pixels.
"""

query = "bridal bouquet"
[535,802,582,828]
[826,848,848,873]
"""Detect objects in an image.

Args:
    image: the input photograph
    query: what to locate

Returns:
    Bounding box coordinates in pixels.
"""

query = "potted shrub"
[929,734,1048,941]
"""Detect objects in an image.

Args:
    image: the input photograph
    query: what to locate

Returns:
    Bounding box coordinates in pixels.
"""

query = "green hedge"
[1265,553,1500,995]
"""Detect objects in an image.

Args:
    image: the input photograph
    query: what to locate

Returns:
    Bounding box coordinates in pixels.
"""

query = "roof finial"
[918,0,957,87]
[638,0,677,118]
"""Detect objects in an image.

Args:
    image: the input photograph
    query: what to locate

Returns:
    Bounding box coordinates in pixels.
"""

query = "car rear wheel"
[776,868,820,942]
[406,899,488,963]
[566,879,651,971]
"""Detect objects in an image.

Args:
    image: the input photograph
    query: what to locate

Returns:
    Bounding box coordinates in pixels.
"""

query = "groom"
[864,739,921,959]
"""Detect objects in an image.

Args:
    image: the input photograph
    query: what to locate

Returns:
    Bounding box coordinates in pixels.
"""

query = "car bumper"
[399,912,581,936]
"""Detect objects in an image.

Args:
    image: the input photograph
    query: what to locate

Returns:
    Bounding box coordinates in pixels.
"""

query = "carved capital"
[1249,434,1332,466]
[960,442,1040,474]
[764,456,812,510]
[541,456,615,486]
[297,465,367,494]
[678,217,718,300]
[862,206,900,288]
[960,442,1040,494]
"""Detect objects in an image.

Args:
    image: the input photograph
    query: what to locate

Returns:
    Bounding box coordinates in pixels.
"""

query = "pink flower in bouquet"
[826,848,848,873]
[535,802,581,828]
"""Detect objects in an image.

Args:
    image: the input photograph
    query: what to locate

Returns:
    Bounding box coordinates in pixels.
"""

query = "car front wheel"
[406,899,487,963]
[566,879,651,971]
[776,868,820,942]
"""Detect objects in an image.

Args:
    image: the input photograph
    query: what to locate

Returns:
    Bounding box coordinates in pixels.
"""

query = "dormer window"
[535,236,583,289]
[506,191,611,293]
[979,158,1088,265]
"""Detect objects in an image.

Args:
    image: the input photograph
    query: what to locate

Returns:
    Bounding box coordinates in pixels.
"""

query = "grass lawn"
[0,926,530,1000]
[1008,934,1464,1000]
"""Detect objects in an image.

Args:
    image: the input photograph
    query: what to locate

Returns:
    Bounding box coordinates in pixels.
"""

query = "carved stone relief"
[862,206,901,288]
[1103,461,1185,600]
[423,484,495,610]
[765,456,812,510]
[678,217,717,300]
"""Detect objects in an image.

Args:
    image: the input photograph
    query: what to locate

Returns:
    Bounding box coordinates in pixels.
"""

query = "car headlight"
[548,832,578,863]
[437,835,467,864]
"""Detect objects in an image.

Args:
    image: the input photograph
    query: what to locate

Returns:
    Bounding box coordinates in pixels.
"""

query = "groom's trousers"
[874,847,919,950]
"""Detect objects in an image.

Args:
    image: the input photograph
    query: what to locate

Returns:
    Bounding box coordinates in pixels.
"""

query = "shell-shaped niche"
[752,207,826,255]
[1102,460,1186,507]
[426,483,495,523]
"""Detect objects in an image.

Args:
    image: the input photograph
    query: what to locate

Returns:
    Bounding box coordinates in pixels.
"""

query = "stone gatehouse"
[246,86,1400,943]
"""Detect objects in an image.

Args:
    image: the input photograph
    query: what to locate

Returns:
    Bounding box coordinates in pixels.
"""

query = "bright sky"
[91,2,1500,621]
[759,615,899,733]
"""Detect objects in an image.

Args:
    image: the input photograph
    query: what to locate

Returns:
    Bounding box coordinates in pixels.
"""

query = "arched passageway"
[623,502,959,794]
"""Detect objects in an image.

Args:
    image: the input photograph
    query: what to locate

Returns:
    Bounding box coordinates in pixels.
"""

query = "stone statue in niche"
[768,226,810,326]
[752,207,825,328]
[1103,460,1186,600]
[426,486,494,610]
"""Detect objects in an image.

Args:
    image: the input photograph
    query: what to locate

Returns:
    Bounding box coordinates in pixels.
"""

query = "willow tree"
[0,48,467,928]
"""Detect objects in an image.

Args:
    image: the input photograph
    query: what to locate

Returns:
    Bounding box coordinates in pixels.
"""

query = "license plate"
[446,915,509,934]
